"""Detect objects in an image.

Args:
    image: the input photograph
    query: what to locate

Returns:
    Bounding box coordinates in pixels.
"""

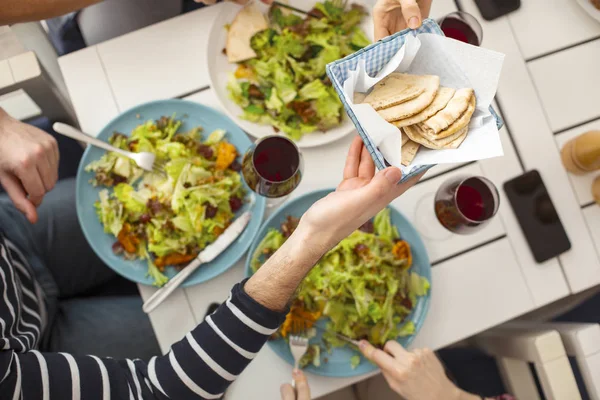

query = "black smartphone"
[503,170,571,263]
[474,0,521,21]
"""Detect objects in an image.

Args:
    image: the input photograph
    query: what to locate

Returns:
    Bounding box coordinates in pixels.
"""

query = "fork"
[52,122,166,175]
[289,335,309,387]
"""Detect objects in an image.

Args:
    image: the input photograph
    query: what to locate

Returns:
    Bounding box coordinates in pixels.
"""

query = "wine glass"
[438,11,483,46]
[415,175,499,239]
[241,135,303,209]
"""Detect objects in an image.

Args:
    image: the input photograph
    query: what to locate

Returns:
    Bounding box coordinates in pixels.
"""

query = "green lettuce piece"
[270,6,303,28]
[250,28,275,52]
[275,31,306,59]
[313,1,344,21]
[165,158,190,182]
[113,183,147,215]
[408,272,430,307]
[95,189,124,236]
[374,208,400,241]
[205,129,227,145]
[299,80,328,100]
[227,74,250,107]
[350,355,361,369]
[350,28,370,49]
[397,321,416,337]
[265,88,284,113]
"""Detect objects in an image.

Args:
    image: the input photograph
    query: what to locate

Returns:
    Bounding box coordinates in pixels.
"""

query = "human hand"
[359,340,479,400]
[373,0,433,40]
[194,0,272,5]
[280,370,311,400]
[299,136,422,254]
[0,108,59,223]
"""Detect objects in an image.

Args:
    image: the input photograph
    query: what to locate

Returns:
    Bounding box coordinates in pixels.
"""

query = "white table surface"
[57,0,600,398]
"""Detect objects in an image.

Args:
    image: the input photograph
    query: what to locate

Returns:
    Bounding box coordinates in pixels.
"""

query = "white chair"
[501,321,600,400]
[474,323,583,400]
[0,24,76,126]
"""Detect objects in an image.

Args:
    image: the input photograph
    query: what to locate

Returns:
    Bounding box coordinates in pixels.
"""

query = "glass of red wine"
[241,136,303,208]
[415,175,499,239]
[438,11,483,46]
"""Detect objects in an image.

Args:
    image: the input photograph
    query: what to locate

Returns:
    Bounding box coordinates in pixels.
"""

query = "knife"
[143,211,252,314]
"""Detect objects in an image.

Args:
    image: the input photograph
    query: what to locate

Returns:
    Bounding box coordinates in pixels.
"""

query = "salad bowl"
[76,99,266,287]
[245,188,431,377]
[206,0,374,148]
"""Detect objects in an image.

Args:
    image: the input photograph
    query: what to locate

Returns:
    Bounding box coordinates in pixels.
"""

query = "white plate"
[575,0,600,23]
[206,1,374,148]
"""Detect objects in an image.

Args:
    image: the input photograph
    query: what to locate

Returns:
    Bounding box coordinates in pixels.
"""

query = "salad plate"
[76,99,266,287]
[206,0,374,148]
[245,189,431,377]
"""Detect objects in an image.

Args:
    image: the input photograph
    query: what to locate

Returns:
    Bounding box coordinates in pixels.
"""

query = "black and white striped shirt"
[0,231,286,399]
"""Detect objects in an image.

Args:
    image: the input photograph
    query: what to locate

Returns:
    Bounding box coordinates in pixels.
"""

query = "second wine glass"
[241,136,303,207]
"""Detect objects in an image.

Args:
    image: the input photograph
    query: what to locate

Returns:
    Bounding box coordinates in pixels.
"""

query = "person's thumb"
[400,0,422,29]
[0,172,38,224]
[361,167,403,205]
[293,369,311,400]
[280,383,296,400]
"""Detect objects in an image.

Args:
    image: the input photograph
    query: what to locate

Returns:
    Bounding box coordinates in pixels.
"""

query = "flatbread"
[226,3,268,63]
[403,125,469,150]
[354,92,367,104]
[401,130,409,146]
[376,76,440,122]
[401,140,420,166]
[420,88,474,135]
[418,96,476,140]
[392,87,456,128]
[364,73,435,110]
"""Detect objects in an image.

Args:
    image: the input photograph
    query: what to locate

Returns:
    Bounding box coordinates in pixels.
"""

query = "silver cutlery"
[142,211,252,314]
[52,122,165,175]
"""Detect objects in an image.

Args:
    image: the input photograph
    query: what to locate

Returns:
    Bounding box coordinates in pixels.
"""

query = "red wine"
[253,137,299,182]
[434,176,498,234]
[440,17,480,45]
[456,178,495,221]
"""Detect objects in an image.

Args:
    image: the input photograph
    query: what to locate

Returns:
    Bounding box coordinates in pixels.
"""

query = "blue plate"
[245,189,431,377]
[76,99,266,287]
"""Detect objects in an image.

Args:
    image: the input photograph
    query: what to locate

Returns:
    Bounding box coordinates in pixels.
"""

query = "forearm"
[245,223,325,312]
[0,0,101,25]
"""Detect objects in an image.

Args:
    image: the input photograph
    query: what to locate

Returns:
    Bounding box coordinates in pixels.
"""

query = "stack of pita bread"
[362,73,476,166]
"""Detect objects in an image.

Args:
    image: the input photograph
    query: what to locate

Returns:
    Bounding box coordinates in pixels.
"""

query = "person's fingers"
[0,173,38,224]
[384,340,410,359]
[280,383,296,400]
[38,158,55,193]
[15,162,46,201]
[359,340,398,374]
[343,136,364,179]
[399,0,422,29]
[358,166,403,205]
[374,23,392,42]
[293,370,311,400]
[195,0,217,4]
[358,144,376,179]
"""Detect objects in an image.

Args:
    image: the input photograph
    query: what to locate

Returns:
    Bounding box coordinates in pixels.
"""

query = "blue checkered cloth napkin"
[326,18,504,182]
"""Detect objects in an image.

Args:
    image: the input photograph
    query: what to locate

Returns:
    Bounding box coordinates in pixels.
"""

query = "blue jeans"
[0,178,160,360]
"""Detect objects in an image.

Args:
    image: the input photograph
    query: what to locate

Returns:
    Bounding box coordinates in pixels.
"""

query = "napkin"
[341,33,505,173]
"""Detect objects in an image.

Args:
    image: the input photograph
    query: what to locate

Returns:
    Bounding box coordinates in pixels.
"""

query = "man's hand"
[0,109,59,223]
[373,0,433,40]
[360,340,484,400]
[300,136,422,255]
[280,370,311,400]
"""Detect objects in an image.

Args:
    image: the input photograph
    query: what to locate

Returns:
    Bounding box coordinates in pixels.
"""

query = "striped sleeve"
[0,280,287,399]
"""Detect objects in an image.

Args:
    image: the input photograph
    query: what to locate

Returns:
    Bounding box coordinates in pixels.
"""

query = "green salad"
[86,116,245,286]
[227,1,370,140]
[250,209,430,369]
